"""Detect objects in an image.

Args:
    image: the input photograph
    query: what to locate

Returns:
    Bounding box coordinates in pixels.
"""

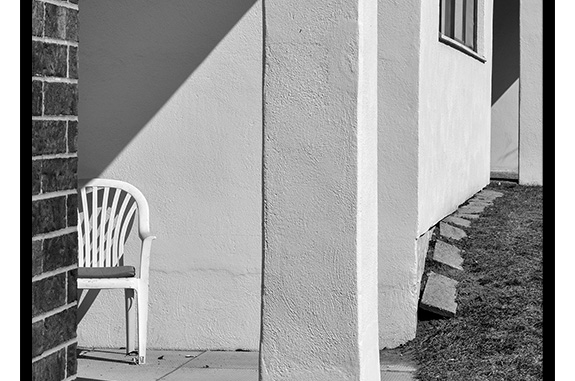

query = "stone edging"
[418,188,504,318]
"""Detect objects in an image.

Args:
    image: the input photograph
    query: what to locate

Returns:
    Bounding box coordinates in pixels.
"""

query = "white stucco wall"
[78,0,263,350]
[376,0,494,349]
[418,0,493,234]
[260,1,380,377]
[77,0,500,354]
[491,79,519,174]
[377,0,422,349]
[519,0,543,185]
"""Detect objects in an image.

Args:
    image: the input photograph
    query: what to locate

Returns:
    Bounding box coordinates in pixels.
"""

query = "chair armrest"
[139,234,156,282]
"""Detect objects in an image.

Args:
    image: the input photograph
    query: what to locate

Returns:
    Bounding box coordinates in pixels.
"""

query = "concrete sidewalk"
[77,348,418,380]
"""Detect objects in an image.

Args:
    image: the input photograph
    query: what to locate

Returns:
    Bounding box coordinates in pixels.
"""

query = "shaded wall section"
[491,0,520,177]
[78,0,262,350]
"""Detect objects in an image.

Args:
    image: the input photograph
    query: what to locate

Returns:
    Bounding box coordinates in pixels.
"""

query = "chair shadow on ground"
[77,348,139,366]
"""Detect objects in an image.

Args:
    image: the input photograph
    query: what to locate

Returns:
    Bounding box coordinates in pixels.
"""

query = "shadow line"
[491,0,520,105]
[79,0,258,178]
[78,353,136,365]
[155,350,208,381]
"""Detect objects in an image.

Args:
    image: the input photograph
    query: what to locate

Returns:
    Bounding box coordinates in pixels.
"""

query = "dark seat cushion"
[78,266,136,279]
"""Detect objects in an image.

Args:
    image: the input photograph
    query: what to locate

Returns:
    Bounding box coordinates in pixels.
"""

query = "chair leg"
[124,289,136,356]
[136,286,149,364]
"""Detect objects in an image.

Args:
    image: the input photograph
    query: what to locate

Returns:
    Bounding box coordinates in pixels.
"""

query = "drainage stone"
[433,241,463,270]
[478,189,504,198]
[467,200,492,207]
[443,215,471,228]
[420,271,458,318]
[455,213,480,220]
[439,222,467,240]
[458,204,486,214]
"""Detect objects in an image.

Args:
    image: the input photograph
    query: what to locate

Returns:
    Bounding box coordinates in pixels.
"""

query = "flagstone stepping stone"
[443,215,471,228]
[475,191,499,198]
[439,222,467,240]
[472,198,493,204]
[473,198,496,205]
[478,189,503,198]
[472,193,502,203]
[455,212,480,220]
[473,193,496,199]
[420,271,458,318]
[468,199,492,207]
[458,204,486,214]
[433,241,463,270]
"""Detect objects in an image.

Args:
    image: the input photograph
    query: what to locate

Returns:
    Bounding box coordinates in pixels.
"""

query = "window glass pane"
[441,0,454,36]
[465,0,476,49]
[454,0,464,42]
[441,0,447,34]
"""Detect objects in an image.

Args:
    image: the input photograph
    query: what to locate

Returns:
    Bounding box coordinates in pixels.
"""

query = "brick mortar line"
[32,337,78,363]
[41,81,45,118]
[42,2,46,38]
[66,46,70,79]
[32,189,77,201]
[66,120,70,154]
[32,116,78,121]
[32,226,77,241]
[32,301,78,326]
[32,36,78,47]
[32,76,78,84]
[65,262,70,303]
[32,152,78,161]
[32,264,77,283]
[37,0,78,11]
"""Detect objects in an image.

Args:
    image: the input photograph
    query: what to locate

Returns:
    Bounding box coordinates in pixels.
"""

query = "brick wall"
[32,0,79,380]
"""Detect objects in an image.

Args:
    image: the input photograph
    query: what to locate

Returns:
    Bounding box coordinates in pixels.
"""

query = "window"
[440,0,477,51]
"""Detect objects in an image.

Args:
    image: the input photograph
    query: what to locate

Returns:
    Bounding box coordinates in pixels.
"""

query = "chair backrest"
[78,178,151,268]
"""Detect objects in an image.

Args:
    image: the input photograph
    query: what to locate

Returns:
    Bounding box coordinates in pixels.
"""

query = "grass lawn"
[400,182,543,381]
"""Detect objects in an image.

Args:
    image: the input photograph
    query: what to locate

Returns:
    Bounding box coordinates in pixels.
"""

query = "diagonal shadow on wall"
[490,0,520,173]
[491,0,519,106]
[78,0,258,178]
[76,0,259,325]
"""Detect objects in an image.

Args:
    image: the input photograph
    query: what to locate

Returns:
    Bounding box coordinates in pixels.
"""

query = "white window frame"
[439,0,487,62]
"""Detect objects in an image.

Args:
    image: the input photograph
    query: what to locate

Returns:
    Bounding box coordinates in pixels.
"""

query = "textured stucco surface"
[491,0,520,174]
[491,79,519,173]
[76,0,501,356]
[376,0,493,349]
[519,0,543,185]
[260,0,380,379]
[377,0,422,349]
[418,0,493,235]
[78,0,263,350]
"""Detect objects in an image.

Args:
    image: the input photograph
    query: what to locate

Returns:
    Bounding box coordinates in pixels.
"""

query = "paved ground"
[77,347,418,380]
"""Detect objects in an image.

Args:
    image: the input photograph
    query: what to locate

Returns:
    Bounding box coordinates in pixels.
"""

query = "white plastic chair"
[77,178,155,364]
